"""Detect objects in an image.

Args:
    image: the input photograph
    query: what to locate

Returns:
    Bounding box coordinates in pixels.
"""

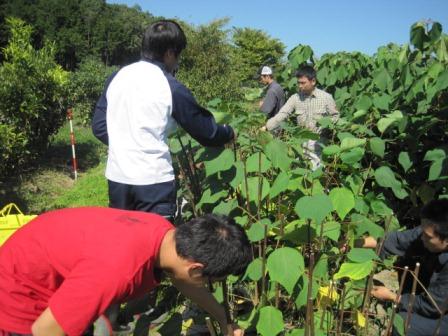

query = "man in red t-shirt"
[0,207,251,336]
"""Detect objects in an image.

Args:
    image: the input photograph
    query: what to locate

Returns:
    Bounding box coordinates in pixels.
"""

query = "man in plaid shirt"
[261,65,339,169]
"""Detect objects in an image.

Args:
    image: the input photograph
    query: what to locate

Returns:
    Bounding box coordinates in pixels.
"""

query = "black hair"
[421,199,448,240]
[141,20,187,62]
[295,64,316,80]
[175,214,252,278]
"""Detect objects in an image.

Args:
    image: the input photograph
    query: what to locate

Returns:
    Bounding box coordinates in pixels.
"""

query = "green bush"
[67,57,117,125]
[0,17,68,178]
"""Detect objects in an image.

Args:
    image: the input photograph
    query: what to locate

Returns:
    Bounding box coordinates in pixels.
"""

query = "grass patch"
[0,122,108,214]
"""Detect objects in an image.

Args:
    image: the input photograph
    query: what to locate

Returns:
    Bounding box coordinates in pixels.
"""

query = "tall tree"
[231,27,286,85]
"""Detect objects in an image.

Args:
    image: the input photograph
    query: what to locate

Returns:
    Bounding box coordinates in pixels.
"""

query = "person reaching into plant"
[260,65,339,170]
[359,199,448,336]
[258,65,286,119]
[92,20,235,221]
[0,207,250,336]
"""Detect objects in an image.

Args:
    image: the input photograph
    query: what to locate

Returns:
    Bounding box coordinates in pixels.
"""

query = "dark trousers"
[108,179,177,220]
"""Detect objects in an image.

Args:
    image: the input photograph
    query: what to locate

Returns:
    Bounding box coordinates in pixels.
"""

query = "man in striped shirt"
[261,65,339,169]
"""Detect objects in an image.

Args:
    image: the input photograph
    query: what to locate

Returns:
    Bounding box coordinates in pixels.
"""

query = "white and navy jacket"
[92,59,234,186]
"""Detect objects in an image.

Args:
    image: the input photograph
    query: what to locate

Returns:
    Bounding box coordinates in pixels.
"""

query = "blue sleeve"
[379,227,423,259]
[91,72,118,145]
[168,76,234,147]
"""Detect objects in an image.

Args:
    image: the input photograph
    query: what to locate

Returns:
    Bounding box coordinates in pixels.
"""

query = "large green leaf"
[424,149,446,162]
[295,195,333,224]
[230,161,244,189]
[410,22,427,51]
[294,277,319,309]
[340,147,365,164]
[197,189,227,206]
[247,219,272,242]
[373,68,392,92]
[256,306,284,336]
[347,248,380,263]
[369,137,385,158]
[377,110,403,133]
[372,94,391,111]
[334,261,374,280]
[204,148,234,176]
[329,187,355,220]
[351,214,384,238]
[428,159,444,181]
[398,152,412,173]
[240,177,270,202]
[374,166,408,199]
[269,171,290,199]
[340,138,366,151]
[246,152,271,173]
[267,247,304,294]
[264,139,292,171]
[244,258,263,281]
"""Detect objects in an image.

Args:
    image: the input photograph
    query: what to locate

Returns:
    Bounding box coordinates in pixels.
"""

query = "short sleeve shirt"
[0,207,173,335]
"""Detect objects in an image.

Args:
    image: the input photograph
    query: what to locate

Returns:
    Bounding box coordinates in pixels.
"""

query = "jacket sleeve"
[379,227,422,259]
[266,95,296,131]
[170,79,234,147]
[91,72,118,145]
[399,263,448,318]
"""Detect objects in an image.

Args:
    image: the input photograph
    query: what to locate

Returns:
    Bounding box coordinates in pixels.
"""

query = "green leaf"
[340,138,366,151]
[197,189,227,206]
[295,277,319,309]
[435,70,448,92]
[213,198,237,215]
[355,95,372,111]
[269,171,290,199]
[377,110,403,133]
[240,177,270,202]
[204,149,234,176]
[230,161,244,189]
[373,68,392,92]
[295,195,333,224]
[428,159,444,181]
[347,248,380,263]
[340,147,365,164]
[334,261,374,280]
[322,144,341,156]
[398,152,412,173]
[246,152,271,173]
[264,139,292,171]
[329,188,355,220]
[244,258,263,281]
[372,94,391,111]
[256,306,284,336]
[267,247,304,294]
[424,149,446,162]
[246,219,272,242]
[374,166,401,188]
[351,214,384,238]
[410,22,427,51]
[429,22,442,42]
[320,221,341,242]
[369,137,385,158]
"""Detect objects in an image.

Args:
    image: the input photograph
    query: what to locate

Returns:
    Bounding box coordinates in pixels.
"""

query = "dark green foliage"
[67,57,117,125]
[0,18,68,178]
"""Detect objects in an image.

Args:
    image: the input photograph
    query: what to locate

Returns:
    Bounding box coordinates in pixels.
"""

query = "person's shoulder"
[314,87,333,98]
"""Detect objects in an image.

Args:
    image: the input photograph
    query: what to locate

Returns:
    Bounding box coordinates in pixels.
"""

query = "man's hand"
[259,126,267,132]
[371,286,398,302]
[363,236,378,249]
[258,100,263,108]
[223,323,244,336]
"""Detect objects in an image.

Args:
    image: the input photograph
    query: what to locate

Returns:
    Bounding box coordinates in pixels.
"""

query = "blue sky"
[108,0,448,57]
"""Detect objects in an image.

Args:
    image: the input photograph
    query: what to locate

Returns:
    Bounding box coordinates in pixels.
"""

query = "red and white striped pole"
[67,108,78,180]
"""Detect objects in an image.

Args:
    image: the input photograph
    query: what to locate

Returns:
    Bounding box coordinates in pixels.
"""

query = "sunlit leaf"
[329,188,355,220]
[295,195,333,224]
[256,306,284,336]
[267,247,304,294]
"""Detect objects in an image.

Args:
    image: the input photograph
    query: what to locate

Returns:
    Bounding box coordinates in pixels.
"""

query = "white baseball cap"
[260,66,273,75]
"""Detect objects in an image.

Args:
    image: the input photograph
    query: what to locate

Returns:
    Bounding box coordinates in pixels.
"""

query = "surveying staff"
[0,207,250,336]
[258,65,285,119]
[260,65,339,170]
[92,20,234,220]
[360,199,448,336]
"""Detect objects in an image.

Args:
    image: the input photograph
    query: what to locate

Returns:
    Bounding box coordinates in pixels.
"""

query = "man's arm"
[91,72,118,145]
[171,279,242,336]
[266,95,296,131]
[32,307,65,336]
[170,79,234,147]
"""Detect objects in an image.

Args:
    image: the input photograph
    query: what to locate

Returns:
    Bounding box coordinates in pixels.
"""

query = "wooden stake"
[405,263,420,334]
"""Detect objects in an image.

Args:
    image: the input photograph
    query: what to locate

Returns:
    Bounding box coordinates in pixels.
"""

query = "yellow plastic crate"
[0,203,37,246]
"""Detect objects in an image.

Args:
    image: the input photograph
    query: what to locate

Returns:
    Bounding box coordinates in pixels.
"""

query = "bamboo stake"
[405,262,420,334]
[336,285,347,336]
[385,266,409,336]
